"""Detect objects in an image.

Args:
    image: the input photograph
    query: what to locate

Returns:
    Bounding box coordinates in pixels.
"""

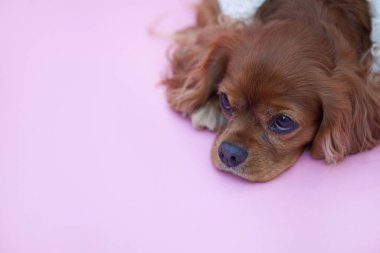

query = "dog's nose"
[218,142,248,168]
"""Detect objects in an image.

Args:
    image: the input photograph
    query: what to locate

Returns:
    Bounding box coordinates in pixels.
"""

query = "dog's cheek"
[210,135,222,169]
[210,144,220,170]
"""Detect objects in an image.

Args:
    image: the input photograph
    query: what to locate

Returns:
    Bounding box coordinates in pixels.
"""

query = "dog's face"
[213,69,321,181]
[208,24,326,181]
[212,89,319,182]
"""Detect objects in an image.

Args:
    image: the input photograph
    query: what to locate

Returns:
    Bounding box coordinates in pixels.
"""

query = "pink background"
[1,0,380,252]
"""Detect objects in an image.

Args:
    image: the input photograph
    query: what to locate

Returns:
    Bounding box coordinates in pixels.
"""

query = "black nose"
[218,142,248,168]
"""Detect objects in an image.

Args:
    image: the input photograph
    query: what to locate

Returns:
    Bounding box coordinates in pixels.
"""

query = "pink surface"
[1,0,380,252]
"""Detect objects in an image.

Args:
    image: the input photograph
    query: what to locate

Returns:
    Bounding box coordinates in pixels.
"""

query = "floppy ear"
[310,67,380,163]
[310,90,352,163]
[165,34,233,115]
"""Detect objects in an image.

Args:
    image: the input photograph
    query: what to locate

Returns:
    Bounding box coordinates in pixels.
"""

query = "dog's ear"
[166,34,234,115]
[309,89,352,163]
[310,67,380,163]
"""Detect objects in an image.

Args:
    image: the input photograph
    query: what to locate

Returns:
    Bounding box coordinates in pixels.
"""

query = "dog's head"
[168,20,380,182]
[208,22,325,181]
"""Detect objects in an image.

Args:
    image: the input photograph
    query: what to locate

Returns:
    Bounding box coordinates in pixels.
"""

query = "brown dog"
[163,0,380,182]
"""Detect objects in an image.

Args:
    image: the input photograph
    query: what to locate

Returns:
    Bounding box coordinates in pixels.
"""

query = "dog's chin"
[212,160,258,182]
[211,142,303,182]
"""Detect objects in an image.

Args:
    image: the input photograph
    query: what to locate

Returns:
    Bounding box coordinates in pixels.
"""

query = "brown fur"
[163,0,380,182]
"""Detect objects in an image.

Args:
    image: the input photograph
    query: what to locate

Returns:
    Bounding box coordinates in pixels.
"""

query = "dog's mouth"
[215,163,290,182]
[211,142,303,182]
[215,163,253,181]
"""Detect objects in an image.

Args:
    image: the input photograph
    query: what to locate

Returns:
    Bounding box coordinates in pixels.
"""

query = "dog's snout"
[218,142,248,168]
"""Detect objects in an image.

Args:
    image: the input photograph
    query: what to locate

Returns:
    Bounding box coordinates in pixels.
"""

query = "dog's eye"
[220,92,233,114]
[270,114,298,134]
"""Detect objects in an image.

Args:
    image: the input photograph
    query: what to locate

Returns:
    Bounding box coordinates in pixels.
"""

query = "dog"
[163,0,380,182]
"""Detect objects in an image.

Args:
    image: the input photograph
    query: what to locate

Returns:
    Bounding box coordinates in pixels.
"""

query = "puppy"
[163,0,380,182]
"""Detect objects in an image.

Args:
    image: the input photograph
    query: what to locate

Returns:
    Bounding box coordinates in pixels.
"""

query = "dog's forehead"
[226,60,296,97]
[223,59,320,112]
[225,22,328,96]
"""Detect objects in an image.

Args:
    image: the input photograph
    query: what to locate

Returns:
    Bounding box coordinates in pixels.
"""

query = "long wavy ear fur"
[310,64,380,163]
[162,0,245,115]
[162,0,221,115]
[167,39,232,114]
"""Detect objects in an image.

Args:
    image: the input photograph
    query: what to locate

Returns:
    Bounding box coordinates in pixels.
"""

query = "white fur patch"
[218,0,265,23]
[368,0,380,73]
[191,102,226,131]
